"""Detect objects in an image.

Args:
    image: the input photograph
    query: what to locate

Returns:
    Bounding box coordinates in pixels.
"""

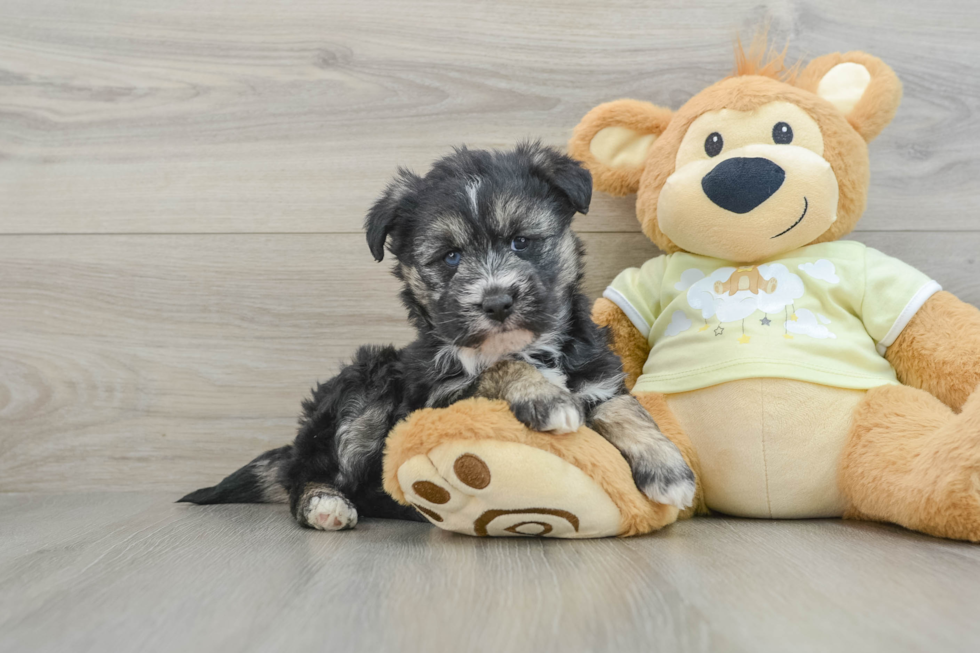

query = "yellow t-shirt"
[604,242,941,394]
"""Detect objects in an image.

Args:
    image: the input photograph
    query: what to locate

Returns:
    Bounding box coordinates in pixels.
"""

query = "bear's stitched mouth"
[771,197,808,239]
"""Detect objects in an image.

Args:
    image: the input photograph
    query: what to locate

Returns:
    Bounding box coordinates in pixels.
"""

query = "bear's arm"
[592,297,651,391]
[885,291,980,410]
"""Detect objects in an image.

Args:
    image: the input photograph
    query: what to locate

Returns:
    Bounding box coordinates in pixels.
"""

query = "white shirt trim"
[875,280,942,356]
[602,286,651,338]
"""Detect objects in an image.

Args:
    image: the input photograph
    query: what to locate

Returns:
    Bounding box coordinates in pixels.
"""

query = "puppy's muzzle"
[482,292,514,323]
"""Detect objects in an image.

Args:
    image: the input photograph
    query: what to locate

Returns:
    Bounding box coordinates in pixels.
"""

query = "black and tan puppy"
[181,143,695,530]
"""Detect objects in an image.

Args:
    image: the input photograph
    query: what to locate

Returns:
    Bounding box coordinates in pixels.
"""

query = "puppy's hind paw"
[630,449,696,510]
[299,487,358,531]
[640,470,696,510]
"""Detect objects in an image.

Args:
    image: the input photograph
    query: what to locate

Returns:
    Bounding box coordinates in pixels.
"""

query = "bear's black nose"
[701,157,785,214]
[482,293,514,323]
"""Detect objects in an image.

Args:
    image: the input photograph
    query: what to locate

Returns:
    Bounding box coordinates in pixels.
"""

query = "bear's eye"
[704,132,724,157]
[772,122,794,144]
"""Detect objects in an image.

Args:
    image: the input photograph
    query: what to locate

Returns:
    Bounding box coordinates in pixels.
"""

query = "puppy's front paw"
[511,394,584,434]
[298,487,358,531]
[628,443,696,510]
[542,402,584,434]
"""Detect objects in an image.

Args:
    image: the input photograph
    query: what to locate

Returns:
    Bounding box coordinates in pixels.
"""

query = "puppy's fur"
[180,143,695,531]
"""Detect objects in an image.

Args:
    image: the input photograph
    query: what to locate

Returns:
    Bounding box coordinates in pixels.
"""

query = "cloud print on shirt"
[674,268,706,291]
[787,309,837,339]
[686,264,805,323]
[663,310,693,336]
[799,259,840,284]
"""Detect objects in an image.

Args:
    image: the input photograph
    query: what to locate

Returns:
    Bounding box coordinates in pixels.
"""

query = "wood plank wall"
[2,0,979,492]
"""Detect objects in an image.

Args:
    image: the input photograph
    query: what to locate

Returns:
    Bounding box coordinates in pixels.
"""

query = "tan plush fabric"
[569,50,904,258]
[657,139,840,261]
[574,75,872,256]
[568,99,673,197]
[383,398,679,537]
[886,291,980,411]
[396,441,622,538]
[664,379,862,518]
[591,296,650,391]
[815,62,871,116]
[796,52,903,143]
[590,126,657,169]
[841,384,980,542]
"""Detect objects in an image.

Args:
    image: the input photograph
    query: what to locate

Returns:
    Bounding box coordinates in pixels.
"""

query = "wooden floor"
[3,0,980,651]
[1,493,978,653]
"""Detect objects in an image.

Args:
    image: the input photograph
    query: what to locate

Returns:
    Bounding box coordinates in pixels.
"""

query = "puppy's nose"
[482,293,514,323]
[701,157,785,214]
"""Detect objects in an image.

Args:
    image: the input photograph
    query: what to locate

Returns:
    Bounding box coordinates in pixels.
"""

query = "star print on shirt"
[760,316,771,326]
[714,325,724,336]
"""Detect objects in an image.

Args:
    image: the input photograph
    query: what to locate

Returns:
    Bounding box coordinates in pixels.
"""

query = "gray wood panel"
[0,232,655,491]
[1,231,977,493]
[2,0,979,491]
[1,0,979,234]
[2,493,979,653]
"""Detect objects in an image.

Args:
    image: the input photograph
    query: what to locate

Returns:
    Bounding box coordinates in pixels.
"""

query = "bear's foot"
[843,385,980,542]
[397,439,623,538]
[383,398,681,538]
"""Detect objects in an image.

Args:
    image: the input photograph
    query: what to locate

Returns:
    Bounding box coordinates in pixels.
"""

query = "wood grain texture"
[2,493,980,653]
[1,0,979,234]
[1,231,977,493]
[1,1,980,492]
[0,232,657,491]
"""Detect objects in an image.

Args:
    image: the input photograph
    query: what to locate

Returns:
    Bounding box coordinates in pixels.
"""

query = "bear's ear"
[797,52,902,143]
[568,99,673,196]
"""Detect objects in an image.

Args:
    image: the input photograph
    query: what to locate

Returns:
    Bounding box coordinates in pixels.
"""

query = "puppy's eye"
[704,132,723,157]
[443,251,461,267]
[772,122,793,144]
[511,237,530,252]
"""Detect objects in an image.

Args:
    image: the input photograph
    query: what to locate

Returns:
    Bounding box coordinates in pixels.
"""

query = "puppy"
[180,143,695,531]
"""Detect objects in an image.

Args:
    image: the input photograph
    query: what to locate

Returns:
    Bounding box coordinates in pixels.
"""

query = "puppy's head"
[365,142,592,352]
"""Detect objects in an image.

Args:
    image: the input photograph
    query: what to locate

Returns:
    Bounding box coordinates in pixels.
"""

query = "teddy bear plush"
[384,39,980,541]
[569,39,980,541]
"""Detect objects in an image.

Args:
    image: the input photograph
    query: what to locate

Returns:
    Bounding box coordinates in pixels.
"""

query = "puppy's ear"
[517,141,593,215]
[364,169,422,262]
[569,100,673,196]
[796,52,902,143]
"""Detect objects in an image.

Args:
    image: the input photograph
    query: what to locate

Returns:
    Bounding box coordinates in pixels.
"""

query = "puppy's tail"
[178,445,293,504]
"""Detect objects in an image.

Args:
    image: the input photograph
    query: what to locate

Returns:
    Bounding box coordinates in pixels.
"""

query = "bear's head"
[569,40,902,263]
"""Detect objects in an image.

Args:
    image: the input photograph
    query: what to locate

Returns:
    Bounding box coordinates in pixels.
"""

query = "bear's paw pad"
[396,440,622,538]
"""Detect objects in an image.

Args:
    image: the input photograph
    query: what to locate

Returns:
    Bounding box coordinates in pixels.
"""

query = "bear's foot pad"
[397,440,623,538]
